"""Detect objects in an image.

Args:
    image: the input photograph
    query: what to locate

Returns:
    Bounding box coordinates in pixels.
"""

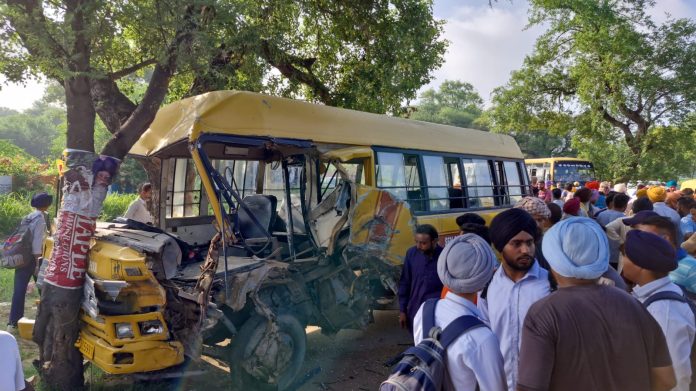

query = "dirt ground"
[6,305,410,390]
[297,310,412,391]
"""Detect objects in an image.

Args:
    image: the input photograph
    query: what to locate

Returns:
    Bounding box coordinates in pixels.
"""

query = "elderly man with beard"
[478,208,552,390]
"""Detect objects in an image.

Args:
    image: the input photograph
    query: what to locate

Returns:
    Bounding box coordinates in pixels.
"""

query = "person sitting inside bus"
[123,183,154,225]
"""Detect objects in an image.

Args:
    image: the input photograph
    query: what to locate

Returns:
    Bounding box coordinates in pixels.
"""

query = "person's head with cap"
[574,187,592,204]
[622,210,660,227]
[647,186,666,203]
[586,181,600,191]
[666,180,678,191]
[635,188,649,199]
[31,192,53,211]
[614,183,627,194]
[514,196,551,229]
[621,230,677,286]
[665,191,681,210]
[634,215,679,250]
[562,197,581,216]
[542,217,609,282]
[547,202,562,225]
[437,234,497,295]
[490,208,540,276]
[632,197,653,214]
[599,181,611,194]
[455,213,490,243]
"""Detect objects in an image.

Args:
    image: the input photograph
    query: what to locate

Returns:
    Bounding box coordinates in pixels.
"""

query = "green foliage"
[410,80,484,128]
[486,0,696,180]
[100,193,138,222]
[0,140,53,194]
[0,193,33,237]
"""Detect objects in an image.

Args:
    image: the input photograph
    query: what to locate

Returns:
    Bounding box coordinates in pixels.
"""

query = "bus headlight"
[115,323,134,339]
[139,320,164,336]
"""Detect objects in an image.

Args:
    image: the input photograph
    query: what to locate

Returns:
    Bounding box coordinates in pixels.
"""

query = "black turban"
[489,208,539,252]
[31,192,53,208]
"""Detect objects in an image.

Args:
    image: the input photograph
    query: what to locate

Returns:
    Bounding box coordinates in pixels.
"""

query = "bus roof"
[524,157,591,164]
[130,91,523,159]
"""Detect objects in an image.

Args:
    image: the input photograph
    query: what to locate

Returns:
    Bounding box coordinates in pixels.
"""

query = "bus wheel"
[229,313,306,391]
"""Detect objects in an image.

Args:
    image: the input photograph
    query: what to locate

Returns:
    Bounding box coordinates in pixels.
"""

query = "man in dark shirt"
[518,217,676,391]
[398,224,443,333]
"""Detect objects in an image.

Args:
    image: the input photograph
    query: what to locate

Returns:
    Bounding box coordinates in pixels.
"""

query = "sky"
[1,0,695,111]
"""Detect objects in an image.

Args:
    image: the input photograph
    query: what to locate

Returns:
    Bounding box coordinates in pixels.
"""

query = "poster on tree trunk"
[44,149,120,289]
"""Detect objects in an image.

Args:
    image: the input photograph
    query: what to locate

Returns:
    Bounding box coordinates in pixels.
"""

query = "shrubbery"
[100,193,138,222]
[0,192,137,237]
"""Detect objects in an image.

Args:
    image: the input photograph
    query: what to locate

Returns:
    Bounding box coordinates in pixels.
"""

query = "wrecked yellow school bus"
[31,91,527,388]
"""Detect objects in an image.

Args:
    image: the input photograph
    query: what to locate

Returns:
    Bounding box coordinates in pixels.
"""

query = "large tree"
[486,0,696,180]
[0,1,446,389]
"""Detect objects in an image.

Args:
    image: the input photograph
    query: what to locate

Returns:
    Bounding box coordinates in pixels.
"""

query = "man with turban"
[518,218,676,391]
[398,224,443,333]
[649,186,681,230]
[413,234,506,391]
[8,192,53,330]
[478,208,552,390]
[622,229,695,391]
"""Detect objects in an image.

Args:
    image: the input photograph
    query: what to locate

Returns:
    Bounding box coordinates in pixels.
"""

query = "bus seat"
[277,195,306,234]
[407,190,426,212]
[238,194,278,240]
[448,187,465,209]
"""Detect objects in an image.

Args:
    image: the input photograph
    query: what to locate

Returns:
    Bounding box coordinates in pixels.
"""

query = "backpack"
[643,290,696,391]
[1,213,40,269]
[380,298,486,391]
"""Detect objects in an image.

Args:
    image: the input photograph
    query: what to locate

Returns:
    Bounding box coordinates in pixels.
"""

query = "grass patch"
[100,193,138,222]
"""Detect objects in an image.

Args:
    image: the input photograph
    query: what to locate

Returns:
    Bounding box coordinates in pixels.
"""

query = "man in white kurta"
[124,183,153,224]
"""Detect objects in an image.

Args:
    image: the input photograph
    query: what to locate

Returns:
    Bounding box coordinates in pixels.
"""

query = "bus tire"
[228,313,306,391]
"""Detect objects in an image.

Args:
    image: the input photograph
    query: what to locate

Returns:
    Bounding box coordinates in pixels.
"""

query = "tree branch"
[259,40,333,105]
[100,5,200,159]
[109,58,158,80]
[599,106,641,155]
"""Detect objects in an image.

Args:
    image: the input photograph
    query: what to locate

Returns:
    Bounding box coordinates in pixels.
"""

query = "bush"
[100,193,138,222]
[0,193,33,237]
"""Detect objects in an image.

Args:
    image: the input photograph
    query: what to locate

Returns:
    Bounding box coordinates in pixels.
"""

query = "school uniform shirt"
[633,277,696,391]
[398,245,444,332]
[477,261,551,391]
[671,252,696,295]
[681,216,696,238]
[26,210,47,255]
[124,197,154,225]
[413,292,506,391]
[654,202,682,234]
[596,209,625,228]
[0,331,25,391]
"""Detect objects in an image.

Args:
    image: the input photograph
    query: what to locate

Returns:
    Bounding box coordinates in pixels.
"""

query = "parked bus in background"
[26,91,529,390]
[525,157,595,185]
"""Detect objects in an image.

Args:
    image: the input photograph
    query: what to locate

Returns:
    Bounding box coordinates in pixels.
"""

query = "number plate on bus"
[79,338,95,360]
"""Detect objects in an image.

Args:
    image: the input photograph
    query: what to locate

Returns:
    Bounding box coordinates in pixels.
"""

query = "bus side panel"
[348,186,415,266]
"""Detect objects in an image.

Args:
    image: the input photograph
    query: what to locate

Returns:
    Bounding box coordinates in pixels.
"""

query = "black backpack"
[643,290,696,391]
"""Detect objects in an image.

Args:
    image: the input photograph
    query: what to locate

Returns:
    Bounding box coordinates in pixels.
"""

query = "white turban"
[613,183,627,193]
[542,217,609,279]
[437,234,496,294]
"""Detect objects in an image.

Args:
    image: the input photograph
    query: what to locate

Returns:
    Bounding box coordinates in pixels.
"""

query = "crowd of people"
[397,179,696,391]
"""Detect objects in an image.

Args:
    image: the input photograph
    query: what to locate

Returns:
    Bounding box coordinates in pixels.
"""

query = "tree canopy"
[1,0,447,158]
[486,0,696,180]
[409,80,484,128]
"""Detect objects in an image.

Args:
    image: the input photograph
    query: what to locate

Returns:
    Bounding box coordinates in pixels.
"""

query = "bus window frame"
[373,146,527,216]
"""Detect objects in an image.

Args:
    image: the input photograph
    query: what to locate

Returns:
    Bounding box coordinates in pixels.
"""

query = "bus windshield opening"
[553,161,594,183]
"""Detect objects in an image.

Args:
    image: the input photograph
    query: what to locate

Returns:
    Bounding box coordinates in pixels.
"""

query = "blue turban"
[437,234,497,294]
[542,217,609,279]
